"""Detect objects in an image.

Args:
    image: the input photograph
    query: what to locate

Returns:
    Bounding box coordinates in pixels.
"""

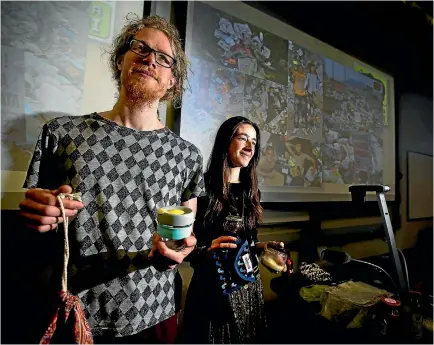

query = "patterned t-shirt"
[23,112,206,337]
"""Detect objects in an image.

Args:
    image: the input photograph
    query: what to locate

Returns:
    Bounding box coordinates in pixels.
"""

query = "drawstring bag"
[40,193,94,344]
[212,237,259,295]
[211,198,260,296]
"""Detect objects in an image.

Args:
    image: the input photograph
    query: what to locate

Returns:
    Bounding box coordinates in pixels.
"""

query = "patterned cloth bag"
[211,237,259,295]
[40,193,94,344]
[211,207,260,296]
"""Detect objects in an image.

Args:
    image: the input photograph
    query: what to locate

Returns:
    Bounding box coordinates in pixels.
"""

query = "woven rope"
[56,192,82,292]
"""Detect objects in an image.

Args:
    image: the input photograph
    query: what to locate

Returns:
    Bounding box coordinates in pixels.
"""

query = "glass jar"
[261,243,288,273]
[222,215,244,240]
[163,239,186,251]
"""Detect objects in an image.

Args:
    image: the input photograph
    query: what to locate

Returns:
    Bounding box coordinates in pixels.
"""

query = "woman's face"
[228,124,257,168]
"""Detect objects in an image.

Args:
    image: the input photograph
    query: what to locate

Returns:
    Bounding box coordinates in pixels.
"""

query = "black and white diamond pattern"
[24,113,205,337]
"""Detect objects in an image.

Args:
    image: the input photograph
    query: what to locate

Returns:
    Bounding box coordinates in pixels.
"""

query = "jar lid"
[264,246,287,257]
[157,206,195,227]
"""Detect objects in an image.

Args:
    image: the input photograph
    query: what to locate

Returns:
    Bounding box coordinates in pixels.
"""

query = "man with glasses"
[19,15,205,343]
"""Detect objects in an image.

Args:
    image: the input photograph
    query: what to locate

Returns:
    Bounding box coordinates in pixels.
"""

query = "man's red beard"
[123,66,167,106]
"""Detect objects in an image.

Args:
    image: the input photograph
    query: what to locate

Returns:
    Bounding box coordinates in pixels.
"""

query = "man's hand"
[19,185,84,233]
[149,233,197,270]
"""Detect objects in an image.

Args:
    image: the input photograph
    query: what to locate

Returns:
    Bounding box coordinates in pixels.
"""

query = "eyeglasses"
[129,39,176,68]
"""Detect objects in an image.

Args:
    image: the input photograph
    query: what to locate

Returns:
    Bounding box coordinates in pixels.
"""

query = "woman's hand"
[255,241,284,252]
[207,236,238,252]
[267,241,285,250]
[255,242,267,252]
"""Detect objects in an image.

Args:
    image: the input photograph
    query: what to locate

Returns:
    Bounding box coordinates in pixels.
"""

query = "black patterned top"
[181,184,266,343]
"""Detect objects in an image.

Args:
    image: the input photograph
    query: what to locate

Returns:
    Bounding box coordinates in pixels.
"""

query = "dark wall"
[250,1,433,98]
[2,211,64,344]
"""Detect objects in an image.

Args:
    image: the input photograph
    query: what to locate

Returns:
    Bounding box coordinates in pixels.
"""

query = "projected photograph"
[181,57,247,162]
[257,135,286,187]
[180,105,220,168]
[287,95,323,142]
[323,59,383,134]
[322,122,383,185]
[287,41,324,141]
[322,59,384,183]
[353,131,383,185]
[187,57,246,120]
[369,132,383,184]
[352,132,373,173]
[258,133,322,187]
[243,75,288,135]
[189,1,288,86]
[354,62,388,126]
[322,128,356,184]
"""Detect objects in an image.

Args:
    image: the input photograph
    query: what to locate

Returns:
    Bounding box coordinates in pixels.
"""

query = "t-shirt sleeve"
[181,145,206,202]
[23,123,59,189]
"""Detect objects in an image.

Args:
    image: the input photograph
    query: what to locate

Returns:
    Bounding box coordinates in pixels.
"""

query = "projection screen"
[180,1,396,202]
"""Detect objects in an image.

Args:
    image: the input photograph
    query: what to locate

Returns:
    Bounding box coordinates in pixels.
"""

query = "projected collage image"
[183,1,295,169]
[182,1,387,189]
[354,63,389,126]
[287,41,324,143]
[258,132,322,187]
[188,57,246,119]
[322,59,384,184]
[243,75,288,135]
[189,1,288,86]
[181,57,247,163]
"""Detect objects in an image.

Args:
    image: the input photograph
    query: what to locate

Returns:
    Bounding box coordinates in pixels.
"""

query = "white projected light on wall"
[181,1,396,202]
[1,1,144,208]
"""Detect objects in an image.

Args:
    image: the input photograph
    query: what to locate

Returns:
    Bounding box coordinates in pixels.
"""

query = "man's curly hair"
[106,14,189,107]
